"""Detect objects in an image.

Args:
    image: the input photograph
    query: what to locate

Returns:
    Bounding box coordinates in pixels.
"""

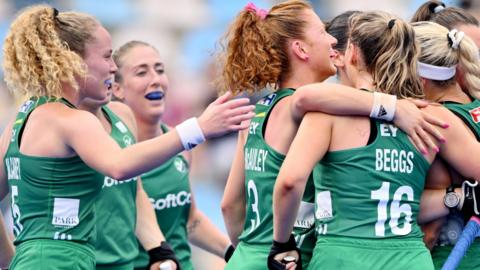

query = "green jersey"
[4,97,103,248]
[315,120,430,240]
[442,99,480,140]
[95,105,138,267]
[431,99,480,270]
[134,125,193,270]
[239,89,316,256]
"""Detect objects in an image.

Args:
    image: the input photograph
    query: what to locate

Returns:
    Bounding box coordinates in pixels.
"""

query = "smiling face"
[81,26,117,104]
[301,9,338,81]
[114,45,169,123]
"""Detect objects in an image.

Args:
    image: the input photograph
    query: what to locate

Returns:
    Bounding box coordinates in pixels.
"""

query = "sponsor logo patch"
[19,100,34,113]
[52,198,80,228]
[469,106,480,123]
[258,93,277,106]
[315,191,333,220]
[174,157,187,173]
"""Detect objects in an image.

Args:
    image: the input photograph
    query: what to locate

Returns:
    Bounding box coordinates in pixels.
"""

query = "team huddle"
[1,0,480,269]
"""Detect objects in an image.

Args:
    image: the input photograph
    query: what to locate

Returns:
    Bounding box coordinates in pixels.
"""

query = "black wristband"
[224,244,235,262]
[272,234,297,251]
[148,241,181,270]
[267,234,302,270]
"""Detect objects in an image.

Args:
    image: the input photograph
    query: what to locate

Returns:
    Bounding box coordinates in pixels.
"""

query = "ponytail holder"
[429,3,445,13]
[52,7,59,19]
[388,19,396,29]
[434,5,445,13]
[447,29,465,50]
[244,2,268,20]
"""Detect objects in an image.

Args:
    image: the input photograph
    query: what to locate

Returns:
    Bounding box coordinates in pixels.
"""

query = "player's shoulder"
[106,101,137,134]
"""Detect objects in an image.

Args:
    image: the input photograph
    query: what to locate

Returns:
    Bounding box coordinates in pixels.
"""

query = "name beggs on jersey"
[375,124,414,174]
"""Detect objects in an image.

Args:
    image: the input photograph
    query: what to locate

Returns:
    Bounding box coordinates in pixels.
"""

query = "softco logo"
[150,191,191,210]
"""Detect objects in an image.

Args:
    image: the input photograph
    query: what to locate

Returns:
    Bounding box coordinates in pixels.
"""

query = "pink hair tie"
[244,2,268,20]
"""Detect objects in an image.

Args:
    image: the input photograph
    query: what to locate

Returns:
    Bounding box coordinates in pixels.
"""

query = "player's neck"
[424,82,471,104]
[136,117,163,142]
[353,71,374,90]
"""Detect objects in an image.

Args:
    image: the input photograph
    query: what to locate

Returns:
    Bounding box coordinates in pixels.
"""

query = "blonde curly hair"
[216,0,311,95]
[3,4,99,98]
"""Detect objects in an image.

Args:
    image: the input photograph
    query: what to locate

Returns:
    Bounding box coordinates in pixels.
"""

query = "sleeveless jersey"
[95,105,138,266]
[431,99,480,270]
[4,96,103,247]
[315,120,430,239]
[134,124,193,270]
[443,99,480,140]
[239,89,316,253]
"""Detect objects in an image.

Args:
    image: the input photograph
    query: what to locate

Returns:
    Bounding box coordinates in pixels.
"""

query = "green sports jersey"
[430,99,480,269]
[442,99,480,140]
[4,96,103,248]
[95,105,138,267]
[238,89,316,259]
[134,124,193,270]
[315,120,430,240]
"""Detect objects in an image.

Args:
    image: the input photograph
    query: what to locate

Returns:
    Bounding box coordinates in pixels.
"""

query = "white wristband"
[176,117,206,151]
[369,92,397,121]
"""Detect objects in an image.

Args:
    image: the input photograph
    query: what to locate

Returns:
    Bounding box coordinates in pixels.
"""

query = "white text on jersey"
[245,147,268,172]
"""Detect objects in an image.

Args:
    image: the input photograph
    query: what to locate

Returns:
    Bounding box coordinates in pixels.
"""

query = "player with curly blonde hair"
[0,4,254,269]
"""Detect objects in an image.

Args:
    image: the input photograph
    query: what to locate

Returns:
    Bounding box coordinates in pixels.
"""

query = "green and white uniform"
[4,97,103,269]
[226,89,316,270]
[309,120,432,270]
[95,106,138,270]
[134,125,193,270]
[431,100,480,270]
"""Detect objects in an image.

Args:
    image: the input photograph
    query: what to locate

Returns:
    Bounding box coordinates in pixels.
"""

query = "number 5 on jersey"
[11,185,24,235]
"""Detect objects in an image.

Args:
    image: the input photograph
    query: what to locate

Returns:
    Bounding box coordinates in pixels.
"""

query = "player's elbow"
[221,197,236,217]
[292,89,309,118]
[277,175,302,195]
[107,164,134,181]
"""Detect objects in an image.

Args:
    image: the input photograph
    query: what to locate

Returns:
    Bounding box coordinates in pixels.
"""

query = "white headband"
[448,29,465,49]
[418,62,456,80]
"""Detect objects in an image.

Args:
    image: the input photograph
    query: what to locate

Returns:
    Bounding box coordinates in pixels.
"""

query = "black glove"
[460,180,480,222]
[148,241,181,270]
[224,244,235,262]
[267,234,302,270]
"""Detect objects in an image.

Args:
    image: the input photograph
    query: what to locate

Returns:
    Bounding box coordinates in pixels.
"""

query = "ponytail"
[457,37,480,99]
[411,0,445,23]
[349,11,423,99]
[216,0,311,95]
[411,0,478,29]
[3,5,98,98]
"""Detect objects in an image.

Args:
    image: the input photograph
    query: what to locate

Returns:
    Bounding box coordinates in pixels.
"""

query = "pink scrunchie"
[244,2,268,20]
